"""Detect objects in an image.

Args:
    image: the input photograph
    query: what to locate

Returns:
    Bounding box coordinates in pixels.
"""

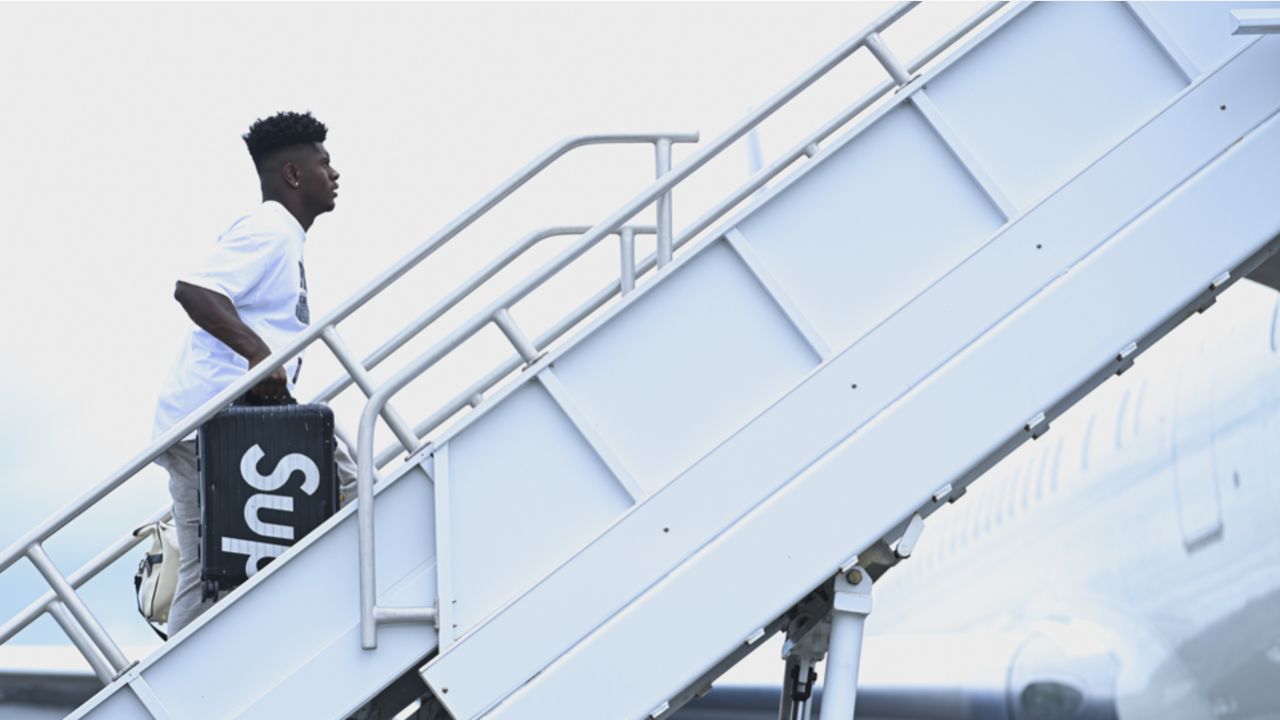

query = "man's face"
[297,142,340,215]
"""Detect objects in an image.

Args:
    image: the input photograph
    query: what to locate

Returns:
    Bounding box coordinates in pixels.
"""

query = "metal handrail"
[0,505,171,652]
[0,132,695,680]
[0,0,1007,680]
[364,1,1007,470]
[310,224,657,408]
[353,0,1019,649]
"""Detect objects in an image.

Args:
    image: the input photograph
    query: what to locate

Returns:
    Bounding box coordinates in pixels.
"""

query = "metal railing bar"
[355,1,921,647]
[910,2,1007,71]
[655,139,675,267]
[373,606,438,625]
[492,308,544,364]
[26,545,129,674]
[364,0,1014,651]
[47,600,115,684]
[619,227,638,294]
[0,505,171,647]
[321,326,419,452]
[0,134,692,577]
[366,3,1007,470]
[372,266,646,467]
[373,357,519,468]
[865,32,914,86]
[313,225,587,403]
[675,1,1005,247]
[356,3,939,649]
[314,225,657,406]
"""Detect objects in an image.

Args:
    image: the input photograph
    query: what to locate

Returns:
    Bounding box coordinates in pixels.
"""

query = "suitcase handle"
[233,392,298,408]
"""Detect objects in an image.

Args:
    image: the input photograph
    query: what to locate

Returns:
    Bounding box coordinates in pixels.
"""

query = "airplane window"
[1080,413,1096,473]
[1049,436,1064,494]
[1132,379,1147,438]
[998,470,1010,522]
[1270,295,1280,352]
[1034,445,1051,503]
[1115,389,1131,450]
[1021,456,1036,509]
[1003,461,1024,517]
[980,481,997,535]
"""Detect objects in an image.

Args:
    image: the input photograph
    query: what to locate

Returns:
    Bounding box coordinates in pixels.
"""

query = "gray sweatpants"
[158,437,358,636]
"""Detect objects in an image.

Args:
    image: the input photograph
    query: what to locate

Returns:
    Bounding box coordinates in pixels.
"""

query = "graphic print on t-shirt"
[295,261,310,325]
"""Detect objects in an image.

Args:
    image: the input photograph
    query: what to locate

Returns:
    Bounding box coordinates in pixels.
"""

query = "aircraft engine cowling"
[853,620,1126,720]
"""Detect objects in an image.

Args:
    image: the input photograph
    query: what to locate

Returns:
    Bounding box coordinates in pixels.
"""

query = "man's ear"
[282,161,301,189]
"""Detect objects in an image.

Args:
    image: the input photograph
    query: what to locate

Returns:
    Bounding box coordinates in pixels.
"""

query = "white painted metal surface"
[21,2,1280,718]
[819,571,873,720]
[71,460,437,720]
[421,8,1280,718]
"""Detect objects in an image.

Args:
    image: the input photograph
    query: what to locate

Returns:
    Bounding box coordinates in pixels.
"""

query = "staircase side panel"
[487,101,1280,720]
[1141,1,1280,76]
[735,103,1006,351]
[442,382,635,640]
[550,240,822,492]
[421,36,1280,719]
[73,464,438,720]
[74,688,151,719]
[924,1,1188,210]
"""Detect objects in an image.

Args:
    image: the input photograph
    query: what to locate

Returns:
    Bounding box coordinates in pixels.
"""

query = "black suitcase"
[196,402,338,600]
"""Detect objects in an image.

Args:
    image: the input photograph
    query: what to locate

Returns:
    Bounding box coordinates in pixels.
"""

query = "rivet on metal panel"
[850,383,858,390]
[663,527,670,534]
[845,568,864,584]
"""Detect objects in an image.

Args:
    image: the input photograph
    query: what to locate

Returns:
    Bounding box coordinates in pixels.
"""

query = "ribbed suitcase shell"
[197,404,337,598]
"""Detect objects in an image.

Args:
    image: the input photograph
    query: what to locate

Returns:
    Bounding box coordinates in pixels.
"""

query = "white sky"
[0,0,993,682]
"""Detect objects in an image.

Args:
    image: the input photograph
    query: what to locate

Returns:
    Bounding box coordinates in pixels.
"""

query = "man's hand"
[174,281,290,401]
[246,354,291,402]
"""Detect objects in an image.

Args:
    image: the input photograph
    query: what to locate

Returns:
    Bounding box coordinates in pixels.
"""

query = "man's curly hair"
[242,111,328,165]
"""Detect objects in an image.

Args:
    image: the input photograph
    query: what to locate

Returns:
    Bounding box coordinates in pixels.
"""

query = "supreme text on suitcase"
[196,403,338,600]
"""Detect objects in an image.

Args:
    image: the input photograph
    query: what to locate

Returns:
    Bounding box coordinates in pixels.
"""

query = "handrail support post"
[864,32,914,87]
[322,325,421,453]
[47,600,115,684]
[619,227,638,295]
[655,139,675,268]
[493,309,545,365]
[26,544,130,676]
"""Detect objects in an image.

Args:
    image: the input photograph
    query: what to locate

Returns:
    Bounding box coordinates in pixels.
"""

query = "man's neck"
[262,193,314,231]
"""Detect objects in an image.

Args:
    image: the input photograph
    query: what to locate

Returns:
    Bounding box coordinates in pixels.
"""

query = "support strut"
[819,568,873,720]
[776,567,873,720]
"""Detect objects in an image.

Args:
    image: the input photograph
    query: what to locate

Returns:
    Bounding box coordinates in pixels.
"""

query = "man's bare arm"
[174,281,289,400]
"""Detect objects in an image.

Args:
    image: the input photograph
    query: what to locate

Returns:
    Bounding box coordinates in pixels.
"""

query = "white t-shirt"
[154,201,311,438]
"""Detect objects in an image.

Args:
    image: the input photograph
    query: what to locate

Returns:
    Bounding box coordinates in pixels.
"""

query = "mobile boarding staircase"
[4,2,1280,718]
